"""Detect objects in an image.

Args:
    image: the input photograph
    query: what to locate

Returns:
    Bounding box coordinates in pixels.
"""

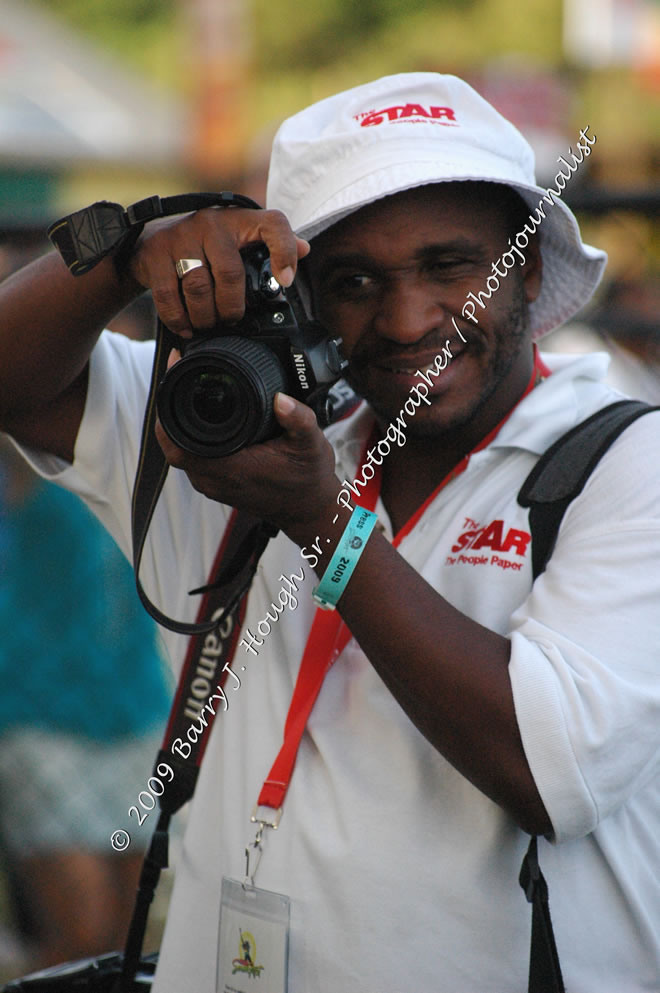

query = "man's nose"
[372,275,446,344]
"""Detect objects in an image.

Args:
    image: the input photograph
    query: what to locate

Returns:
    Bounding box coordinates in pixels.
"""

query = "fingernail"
[275,392,295,415]
[279,266,295,287]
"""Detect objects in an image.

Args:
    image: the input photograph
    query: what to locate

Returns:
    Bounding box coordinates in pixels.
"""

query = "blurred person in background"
[544,276,660,403]
[0,284,170,972]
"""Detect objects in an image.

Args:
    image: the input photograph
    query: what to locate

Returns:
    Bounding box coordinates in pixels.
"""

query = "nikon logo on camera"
[293,353,310,391]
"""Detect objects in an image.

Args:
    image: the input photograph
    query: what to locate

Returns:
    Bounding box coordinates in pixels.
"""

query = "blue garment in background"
[0,475,171,740]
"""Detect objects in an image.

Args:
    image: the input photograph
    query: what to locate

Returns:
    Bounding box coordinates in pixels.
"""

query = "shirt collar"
[487,350,613,456]
[330,349,615,478]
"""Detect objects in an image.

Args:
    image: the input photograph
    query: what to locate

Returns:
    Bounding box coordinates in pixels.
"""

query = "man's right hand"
[0,201,306,461]
[129,206,309,339]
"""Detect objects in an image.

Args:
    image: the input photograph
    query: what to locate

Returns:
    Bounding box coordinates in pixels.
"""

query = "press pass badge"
[217,877,290,993]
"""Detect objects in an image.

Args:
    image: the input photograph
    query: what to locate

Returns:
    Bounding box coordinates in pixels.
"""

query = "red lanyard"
[257,351,551,811]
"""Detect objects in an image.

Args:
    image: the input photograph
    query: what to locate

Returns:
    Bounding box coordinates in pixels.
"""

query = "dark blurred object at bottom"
[2,951,157,993]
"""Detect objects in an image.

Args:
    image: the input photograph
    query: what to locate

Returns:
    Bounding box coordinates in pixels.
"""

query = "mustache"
[348,327,477,370]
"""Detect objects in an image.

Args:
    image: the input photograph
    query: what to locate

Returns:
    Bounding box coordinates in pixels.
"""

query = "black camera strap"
[47,191,284,990]
[48,191,262,275]
[130,308,277,637]
[119,508,260,991]
[48,190,276,636]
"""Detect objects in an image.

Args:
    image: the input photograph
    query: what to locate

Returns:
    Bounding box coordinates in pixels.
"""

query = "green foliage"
[28,0,561,94]
[247,0,562,132]
[253,0,474,71]
[29,0,180,86]
[24,0,655,165]
[33,0,173,31]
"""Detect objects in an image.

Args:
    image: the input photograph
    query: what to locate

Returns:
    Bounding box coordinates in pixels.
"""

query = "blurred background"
[0,0,658,980]
[0,0,658,379]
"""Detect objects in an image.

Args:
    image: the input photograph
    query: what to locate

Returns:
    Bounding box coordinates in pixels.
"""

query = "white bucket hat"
[266,72,607,339]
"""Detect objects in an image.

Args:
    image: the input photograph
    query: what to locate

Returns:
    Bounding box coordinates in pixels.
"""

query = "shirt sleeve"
[14,331,154,557]
[508,410,660,842]
[12,331,231,663]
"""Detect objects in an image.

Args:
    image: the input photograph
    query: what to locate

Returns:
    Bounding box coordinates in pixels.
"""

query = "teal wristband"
[312,507,378,610]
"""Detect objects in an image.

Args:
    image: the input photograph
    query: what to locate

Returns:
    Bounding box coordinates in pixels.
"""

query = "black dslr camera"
[156,243,347,458]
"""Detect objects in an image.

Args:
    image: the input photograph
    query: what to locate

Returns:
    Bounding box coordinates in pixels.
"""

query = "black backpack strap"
[516,398,657,993]
[519,836,565,993]
[518,399,656,581]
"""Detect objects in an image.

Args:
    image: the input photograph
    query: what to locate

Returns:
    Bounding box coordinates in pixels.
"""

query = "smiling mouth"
[375,336,470,376]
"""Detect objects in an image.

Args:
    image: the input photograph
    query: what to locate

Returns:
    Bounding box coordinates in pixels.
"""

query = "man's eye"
[329,273,376,296]
[425,258,472,276]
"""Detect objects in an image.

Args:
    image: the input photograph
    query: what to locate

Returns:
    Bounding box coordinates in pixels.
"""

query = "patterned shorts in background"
[0,728,161,856]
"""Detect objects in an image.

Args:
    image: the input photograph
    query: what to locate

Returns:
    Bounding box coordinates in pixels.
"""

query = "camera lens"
[157,336,287,457]
[191,372,242,426]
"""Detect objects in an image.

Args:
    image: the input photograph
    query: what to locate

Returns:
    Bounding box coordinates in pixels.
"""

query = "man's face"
[305,183,542,441]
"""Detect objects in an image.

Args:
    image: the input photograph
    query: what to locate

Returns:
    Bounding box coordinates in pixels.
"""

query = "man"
[1,73,659,992]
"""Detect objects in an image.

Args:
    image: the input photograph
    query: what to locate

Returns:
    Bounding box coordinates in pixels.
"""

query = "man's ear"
[522,235,543,304]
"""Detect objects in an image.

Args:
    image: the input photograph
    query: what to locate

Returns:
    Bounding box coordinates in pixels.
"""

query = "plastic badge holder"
[217,877,290,993]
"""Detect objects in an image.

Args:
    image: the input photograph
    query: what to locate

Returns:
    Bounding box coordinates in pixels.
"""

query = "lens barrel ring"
[157,336,287,457]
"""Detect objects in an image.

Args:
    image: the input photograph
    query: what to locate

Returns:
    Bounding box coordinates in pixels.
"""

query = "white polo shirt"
[20,332,660,992]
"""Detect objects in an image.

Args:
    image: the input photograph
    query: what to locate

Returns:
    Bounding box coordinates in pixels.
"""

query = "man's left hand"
[155,392,345,547]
